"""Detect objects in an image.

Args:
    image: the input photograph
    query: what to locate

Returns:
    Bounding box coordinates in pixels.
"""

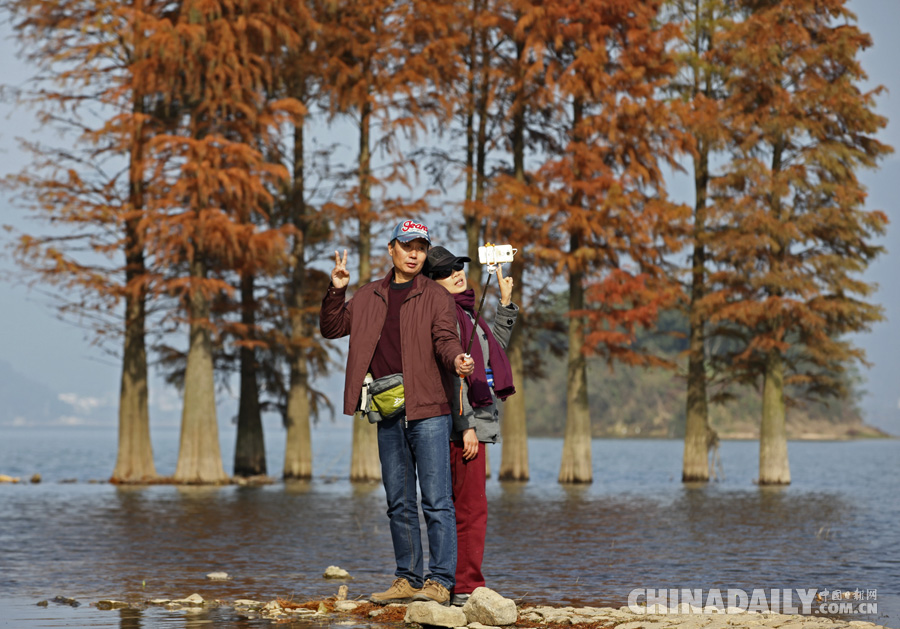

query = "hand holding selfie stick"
[459,244,516,415]
[464,244,517,357]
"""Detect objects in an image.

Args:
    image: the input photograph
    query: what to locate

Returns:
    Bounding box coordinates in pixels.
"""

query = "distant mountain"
[0,359,72,425]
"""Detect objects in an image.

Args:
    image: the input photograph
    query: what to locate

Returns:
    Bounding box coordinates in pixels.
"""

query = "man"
[319,219,474,606]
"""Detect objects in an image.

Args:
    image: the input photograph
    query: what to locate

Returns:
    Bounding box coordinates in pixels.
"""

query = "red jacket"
[320,271,463,420]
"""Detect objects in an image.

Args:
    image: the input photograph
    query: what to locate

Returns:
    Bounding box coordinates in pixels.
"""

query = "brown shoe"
[370,577,421,604]
[412,579,450,605]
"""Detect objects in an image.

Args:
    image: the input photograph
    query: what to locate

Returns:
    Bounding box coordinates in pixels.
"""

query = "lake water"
[1,422,898,628]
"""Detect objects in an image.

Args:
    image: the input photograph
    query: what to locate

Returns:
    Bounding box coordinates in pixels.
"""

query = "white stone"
[542,613,574,625]
[334,601,359,612]
[462,587,518,626]
[468,622,502,629]
[206,572,229,580]
[323,565,351,579]
[291,608,316,615]
[174,593,204,605]
[573,607,611,616]
[233,599,262,607]
[405,601,467,627]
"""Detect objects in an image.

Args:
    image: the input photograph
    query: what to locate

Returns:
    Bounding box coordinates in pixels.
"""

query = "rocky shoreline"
[39,586,889,629]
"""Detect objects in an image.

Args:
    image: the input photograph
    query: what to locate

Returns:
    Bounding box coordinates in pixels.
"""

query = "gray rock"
[462,588,518,626]
[405,601,467,627]
[468,623,502,629]
[95,600,130,610]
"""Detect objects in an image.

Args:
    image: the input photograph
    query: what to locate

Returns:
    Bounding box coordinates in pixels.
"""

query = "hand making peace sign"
[331,249,351,289]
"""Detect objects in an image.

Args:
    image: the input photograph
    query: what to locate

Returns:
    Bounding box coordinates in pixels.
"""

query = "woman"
[423,245,518,606]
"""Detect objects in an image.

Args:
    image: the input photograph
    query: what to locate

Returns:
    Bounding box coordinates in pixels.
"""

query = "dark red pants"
[450,440,488,594]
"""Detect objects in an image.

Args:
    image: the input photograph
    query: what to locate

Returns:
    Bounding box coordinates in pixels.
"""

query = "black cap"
[424,246,471,278]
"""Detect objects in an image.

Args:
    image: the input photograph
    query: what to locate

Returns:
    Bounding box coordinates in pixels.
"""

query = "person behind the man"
[319,219,474,606]
[423,245,517,607]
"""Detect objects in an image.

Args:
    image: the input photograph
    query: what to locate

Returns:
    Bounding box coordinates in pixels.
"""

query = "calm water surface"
[1,423,897,628]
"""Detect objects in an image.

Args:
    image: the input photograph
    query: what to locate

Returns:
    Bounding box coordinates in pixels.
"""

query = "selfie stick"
[465,270,494,357]
[459,265,494,417]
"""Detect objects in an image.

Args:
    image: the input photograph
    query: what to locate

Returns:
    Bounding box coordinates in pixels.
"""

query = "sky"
[0,1,898,439]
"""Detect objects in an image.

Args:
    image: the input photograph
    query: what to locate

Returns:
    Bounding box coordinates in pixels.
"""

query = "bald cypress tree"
[709,0,890,485]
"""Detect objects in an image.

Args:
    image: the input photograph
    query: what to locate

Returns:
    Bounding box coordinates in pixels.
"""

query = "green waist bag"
[363,373,405,423]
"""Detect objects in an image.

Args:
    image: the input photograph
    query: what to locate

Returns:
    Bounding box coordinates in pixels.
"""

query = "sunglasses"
[430,261,465,280]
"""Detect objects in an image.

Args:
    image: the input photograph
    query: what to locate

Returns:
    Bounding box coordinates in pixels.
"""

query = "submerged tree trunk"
[683,144,711,482]
[234,269,266,477]
[499,257,529,481]
[284,122,313,480]
[174,257,228,484]
[351,92,380,482]
[682,318,711,482]
[559,237,592,484]
[283,387,312,479]
[111,225,156,483]
[759,349,790,485]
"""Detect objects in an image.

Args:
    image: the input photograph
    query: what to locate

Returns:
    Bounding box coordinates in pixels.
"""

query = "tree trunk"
[466,16,490,294]
[759,349,790,485]
[174,257,228,484]
[682,320,711,481]
[559,237,592,484]
[111,86,156,483]
[759,141,790,486]
[683,140,711,482]
[234,269,266,477]
[499,333,529,479]
[499,41,529,481]
[284,376,312,479]
[463,1,480,291]
[350,89,380,482]
[111,230,156,483]
[498,260,528,481]
[284,120,313,480]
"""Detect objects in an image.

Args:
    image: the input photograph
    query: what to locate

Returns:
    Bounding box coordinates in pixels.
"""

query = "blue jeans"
[377,413,456,590]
